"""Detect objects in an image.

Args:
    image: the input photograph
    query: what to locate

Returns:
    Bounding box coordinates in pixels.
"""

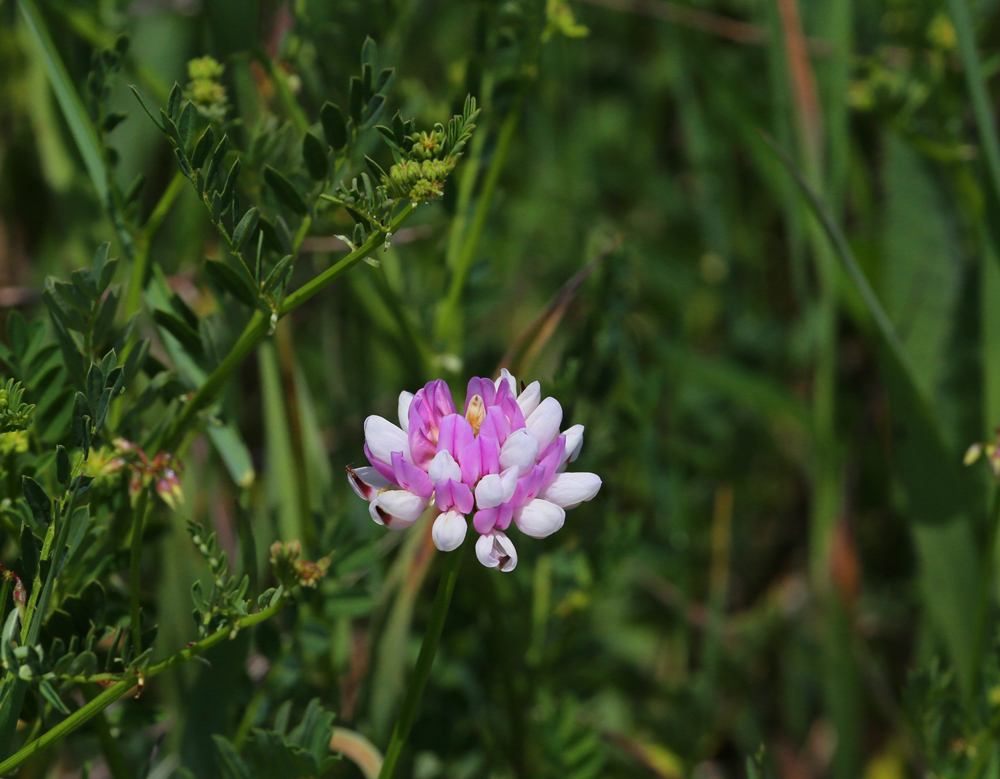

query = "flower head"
[110,438,185,509]
[349,371,601,571]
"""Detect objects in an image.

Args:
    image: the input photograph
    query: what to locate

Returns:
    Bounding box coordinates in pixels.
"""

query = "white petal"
[494,533,518,571]
[515,499,565,538]
[525,397,562,451]
[475,533,499,568]
[375,489,428,522]
[432,509,467,552]
[369,499,416,530]
[398,391,414,432]
[516,381,541,418]
[428,450,461,483]
[561,424,585,464]
[475,474,504,509]
[364,415,411,463]
[347,466,390,500]
[500,466,519,503]
[475,531,518,571]
[541,472,601,509]
[499,428,539,475]
[495,368,517,395]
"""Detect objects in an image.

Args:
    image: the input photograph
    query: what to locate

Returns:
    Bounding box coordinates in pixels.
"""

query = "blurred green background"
[5,0,1000,776]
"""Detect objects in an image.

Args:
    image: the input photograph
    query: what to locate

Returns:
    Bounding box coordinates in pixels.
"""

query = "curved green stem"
[0,598,287,776]
[125,171,186,320]
[377,546,464,779]
[159,204,416,453]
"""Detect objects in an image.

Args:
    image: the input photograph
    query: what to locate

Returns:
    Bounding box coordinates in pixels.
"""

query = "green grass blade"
[947,0,1000,207]
[17,0,109,205]
[766,131,984,696]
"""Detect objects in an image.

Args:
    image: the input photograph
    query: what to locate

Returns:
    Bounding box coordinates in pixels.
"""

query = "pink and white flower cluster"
[347,371,601,571]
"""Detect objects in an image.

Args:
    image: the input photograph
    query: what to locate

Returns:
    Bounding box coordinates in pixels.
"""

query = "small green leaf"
[361,63,372,102]
[71,268,97,300]
[221,158,241,203]
[257,588,277,610]
[92,288,120,348]
[204,260,259,308]
[392,111,406,147]
[178,101,197,152]
[97,257,119,295]
[212,735,251,779]
[22,477,51,530]
[39,680,71,716]
[320,103,347,150]
[54,281,91,316]
[348,77,363,124]
[167,82,181,122]
[364,155,388,182]
[302,133,328,181]
[160,109,180,143]
[233,207,260,253]
[175,148,192,180]
[129,85,163,132]
[94,387,112,434]
[263,166,308,215]
[71,392,92,459]
[56,446,71,486]
[130,647,154,672]
[374,125,398,150]
[19,524,38,583]
[262,255,294,294]
[102,111,128,133]
[361,36,378,68]
[204,135,230,193]
[363,95,385,128]
[192,126,215,171]
[152,310,204,359]
[375,67,394,95]
[86,363,104,416]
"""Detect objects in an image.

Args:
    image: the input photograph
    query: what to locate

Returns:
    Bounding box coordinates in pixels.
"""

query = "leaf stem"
[83,686,131,779]
[125,171,187,320]
[158,203,416,453]
[376,545,463,779]
[0,598,287,776]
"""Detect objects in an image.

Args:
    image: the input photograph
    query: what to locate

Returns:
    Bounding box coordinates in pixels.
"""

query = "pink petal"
[438,414,474,459]
[473,506,500,534]
[435,479,474,514]
[364,442,398,484]
[391,452,433,499]
[479,406,512,446]
[465,377,496,411]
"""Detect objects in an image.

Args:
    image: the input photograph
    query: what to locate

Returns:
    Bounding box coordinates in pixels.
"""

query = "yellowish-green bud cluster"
[185,56,228,122]
[410,130,445,160]
[188,56,225,81]
[387,157,456,201]
[0,432,28,457]
[269,540,330,589]
[0,379,34,433]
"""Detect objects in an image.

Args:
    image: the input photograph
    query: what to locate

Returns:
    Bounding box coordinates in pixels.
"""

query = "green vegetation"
[1,0,1000,776]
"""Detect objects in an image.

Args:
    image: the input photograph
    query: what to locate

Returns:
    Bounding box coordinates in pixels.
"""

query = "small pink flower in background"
[111,438,185,509]
[347,370,601,572]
